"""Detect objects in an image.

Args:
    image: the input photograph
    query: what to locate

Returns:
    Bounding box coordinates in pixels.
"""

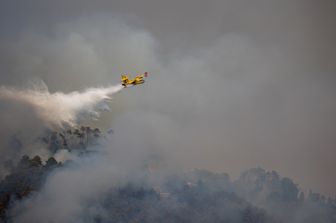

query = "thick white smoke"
[0,83,123,128]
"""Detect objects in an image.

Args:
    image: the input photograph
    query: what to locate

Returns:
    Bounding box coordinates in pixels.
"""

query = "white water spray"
[0,83,124,128]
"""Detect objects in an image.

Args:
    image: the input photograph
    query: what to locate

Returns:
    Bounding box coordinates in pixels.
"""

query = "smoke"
[10,155,128,223]
[1,9,335,195]
[0,13,159,180]
[0,1,336,222]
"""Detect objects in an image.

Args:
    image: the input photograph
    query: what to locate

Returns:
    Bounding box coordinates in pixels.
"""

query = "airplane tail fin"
[121,74,128,86]
[121,74,128,80]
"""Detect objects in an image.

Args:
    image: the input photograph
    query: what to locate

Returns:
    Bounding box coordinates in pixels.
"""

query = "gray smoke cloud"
[0,0,335,212]
[0,16,157,174]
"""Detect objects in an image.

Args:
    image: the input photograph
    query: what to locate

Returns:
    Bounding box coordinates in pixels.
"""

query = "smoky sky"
[0,0,336,196]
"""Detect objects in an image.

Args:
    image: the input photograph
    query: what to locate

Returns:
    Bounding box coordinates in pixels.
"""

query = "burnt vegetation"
[0,127,335,223]
[0,155,60,221]
[41,126,102,153]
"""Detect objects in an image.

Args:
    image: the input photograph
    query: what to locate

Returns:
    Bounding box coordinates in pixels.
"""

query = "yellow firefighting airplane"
[121,72,148,87]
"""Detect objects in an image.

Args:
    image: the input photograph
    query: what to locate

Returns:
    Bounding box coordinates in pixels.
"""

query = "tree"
[30,156,42,167]
[45,157,58,168]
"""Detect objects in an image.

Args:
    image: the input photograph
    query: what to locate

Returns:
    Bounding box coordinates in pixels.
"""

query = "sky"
[0,0,335,196]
